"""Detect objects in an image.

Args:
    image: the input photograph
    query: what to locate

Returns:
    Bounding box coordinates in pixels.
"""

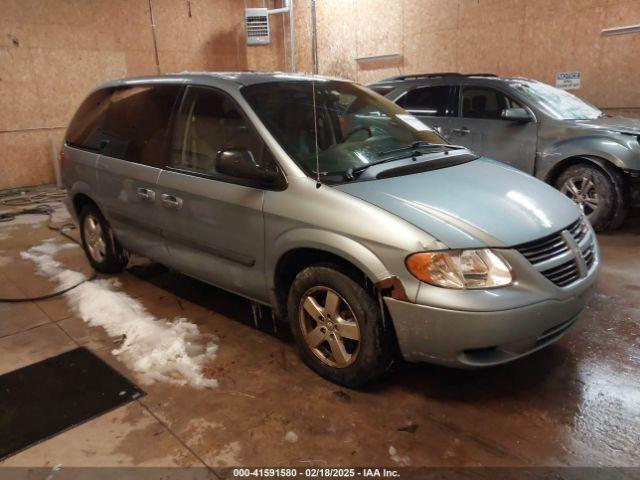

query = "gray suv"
[62,73,598,386]
[369,73,640,231]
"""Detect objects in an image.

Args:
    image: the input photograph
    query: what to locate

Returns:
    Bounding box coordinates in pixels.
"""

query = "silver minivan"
[62,73,599,386]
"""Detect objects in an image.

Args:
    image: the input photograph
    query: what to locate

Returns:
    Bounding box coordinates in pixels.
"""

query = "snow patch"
[388,446,410,466]
[21,238,219,389]
[284,431,298,443]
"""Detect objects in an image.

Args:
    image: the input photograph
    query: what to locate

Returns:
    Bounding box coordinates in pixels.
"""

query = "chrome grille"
[516,217,596,287]
[568,217,588,243]
[542,259,580,287]
[582,242,595,269]
[517,233,570,265]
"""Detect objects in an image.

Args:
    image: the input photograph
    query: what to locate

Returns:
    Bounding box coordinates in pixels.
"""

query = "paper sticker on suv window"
[396,114,432,132]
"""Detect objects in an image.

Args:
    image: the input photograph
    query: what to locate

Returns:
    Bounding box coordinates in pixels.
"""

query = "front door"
[156,85,273,303]
[448,86,537,173]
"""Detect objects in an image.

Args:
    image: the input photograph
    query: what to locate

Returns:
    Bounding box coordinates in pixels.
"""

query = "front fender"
[539,135,640,181]
[267,228,392,290]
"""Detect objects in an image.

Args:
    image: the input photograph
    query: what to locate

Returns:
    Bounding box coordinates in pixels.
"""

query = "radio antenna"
[311,78,321,188]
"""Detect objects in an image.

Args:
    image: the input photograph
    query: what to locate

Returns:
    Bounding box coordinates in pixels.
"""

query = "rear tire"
[287,265,394,387]
[555,162,627,232]
[79,204,128,273]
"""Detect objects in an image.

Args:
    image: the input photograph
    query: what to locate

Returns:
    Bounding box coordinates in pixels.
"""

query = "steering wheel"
[341,126,373,143]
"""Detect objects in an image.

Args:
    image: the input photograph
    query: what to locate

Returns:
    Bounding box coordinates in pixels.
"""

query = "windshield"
[241,80,447,179]
[509,80,602,120]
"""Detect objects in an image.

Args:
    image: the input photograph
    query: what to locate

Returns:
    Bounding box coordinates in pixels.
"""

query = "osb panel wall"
[0,0,288,189]
[312,0,640,114]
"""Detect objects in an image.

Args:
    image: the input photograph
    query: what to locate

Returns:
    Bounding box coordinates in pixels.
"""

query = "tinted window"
[101,85,180,166]
[66,84,180,167]
[397,86,453,116]
[169,86,269,176]
[66,89,113,152]
[461,87,522,120]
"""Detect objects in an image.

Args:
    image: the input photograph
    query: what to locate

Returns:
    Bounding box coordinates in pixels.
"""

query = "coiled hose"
[0,187,97,302]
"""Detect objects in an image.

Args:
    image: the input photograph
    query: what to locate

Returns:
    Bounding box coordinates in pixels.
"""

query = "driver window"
[170,87,263,175]
[461,87,522,120]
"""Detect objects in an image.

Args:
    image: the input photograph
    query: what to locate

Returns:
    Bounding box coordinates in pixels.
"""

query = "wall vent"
[245,8,270,45]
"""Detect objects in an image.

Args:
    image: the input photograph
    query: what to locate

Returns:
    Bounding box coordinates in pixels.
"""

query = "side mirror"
[501,107,531,122]
[215,149,280,186]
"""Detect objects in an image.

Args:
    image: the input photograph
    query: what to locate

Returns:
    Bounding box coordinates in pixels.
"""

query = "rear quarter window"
[65,89,113,152]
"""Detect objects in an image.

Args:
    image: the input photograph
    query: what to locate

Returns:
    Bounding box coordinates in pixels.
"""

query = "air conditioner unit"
[245,8,270,45]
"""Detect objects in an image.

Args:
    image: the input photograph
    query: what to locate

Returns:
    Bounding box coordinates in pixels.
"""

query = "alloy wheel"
[83,214,106,263]
[298,286,361,368]
[560,175,600,216]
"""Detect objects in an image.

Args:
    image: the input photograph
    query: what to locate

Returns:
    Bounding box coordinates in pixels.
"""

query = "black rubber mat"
[0,347,144,460]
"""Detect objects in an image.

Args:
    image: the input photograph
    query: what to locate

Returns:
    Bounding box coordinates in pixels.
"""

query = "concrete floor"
[0,193,639,471]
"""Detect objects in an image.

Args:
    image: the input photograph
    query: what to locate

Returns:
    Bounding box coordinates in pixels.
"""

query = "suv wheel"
[79,204,128,273]
[556,163,627,232]
[287,265,394,387]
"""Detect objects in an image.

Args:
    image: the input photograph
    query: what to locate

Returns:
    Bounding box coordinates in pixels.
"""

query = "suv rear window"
[397,86,454,116]
[66,84,181,167]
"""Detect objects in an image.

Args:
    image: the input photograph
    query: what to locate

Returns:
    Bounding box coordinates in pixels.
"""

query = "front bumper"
[385,285,594,367]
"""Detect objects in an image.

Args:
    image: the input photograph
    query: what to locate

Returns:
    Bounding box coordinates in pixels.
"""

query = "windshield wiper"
[348,142,464,177]
[377,141,461,158]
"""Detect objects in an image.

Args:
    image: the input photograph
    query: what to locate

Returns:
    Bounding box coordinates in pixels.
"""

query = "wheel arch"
[72,192,100,216]
[546,155,629,231]
[271,246,379,319]
[544,154,626,186]
[268,229,407,321]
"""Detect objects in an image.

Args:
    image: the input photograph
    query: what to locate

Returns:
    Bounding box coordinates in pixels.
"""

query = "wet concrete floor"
[0,193,638,470]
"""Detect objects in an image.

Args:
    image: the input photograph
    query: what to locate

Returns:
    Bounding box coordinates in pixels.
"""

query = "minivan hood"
[571,116,640,135]
[335,158,580,249]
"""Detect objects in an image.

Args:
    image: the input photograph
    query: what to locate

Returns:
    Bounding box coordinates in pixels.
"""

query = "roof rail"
[466,73,499,77]
[380,72,461,81]
[379,72,498,82]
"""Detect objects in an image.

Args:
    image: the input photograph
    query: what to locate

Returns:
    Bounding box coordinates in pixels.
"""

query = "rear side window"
[397,86,454,116]
[461,87,523,120]
[66,84,181,167]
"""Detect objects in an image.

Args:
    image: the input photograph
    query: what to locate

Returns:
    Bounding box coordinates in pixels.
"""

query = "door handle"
[136,187,155,201]
[161,193,183,209]
[451,127,470,136]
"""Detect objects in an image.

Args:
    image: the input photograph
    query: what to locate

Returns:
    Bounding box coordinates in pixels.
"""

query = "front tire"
[79,204,128,273]
[555,162,627,232]
[287,265,394,387]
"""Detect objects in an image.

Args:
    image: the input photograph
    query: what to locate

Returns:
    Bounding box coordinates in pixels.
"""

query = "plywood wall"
[309,0,640,113]
[2,0,639,189]
[0,0,288,190]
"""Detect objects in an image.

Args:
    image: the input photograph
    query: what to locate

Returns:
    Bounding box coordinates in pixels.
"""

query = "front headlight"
[406,249,512,289]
